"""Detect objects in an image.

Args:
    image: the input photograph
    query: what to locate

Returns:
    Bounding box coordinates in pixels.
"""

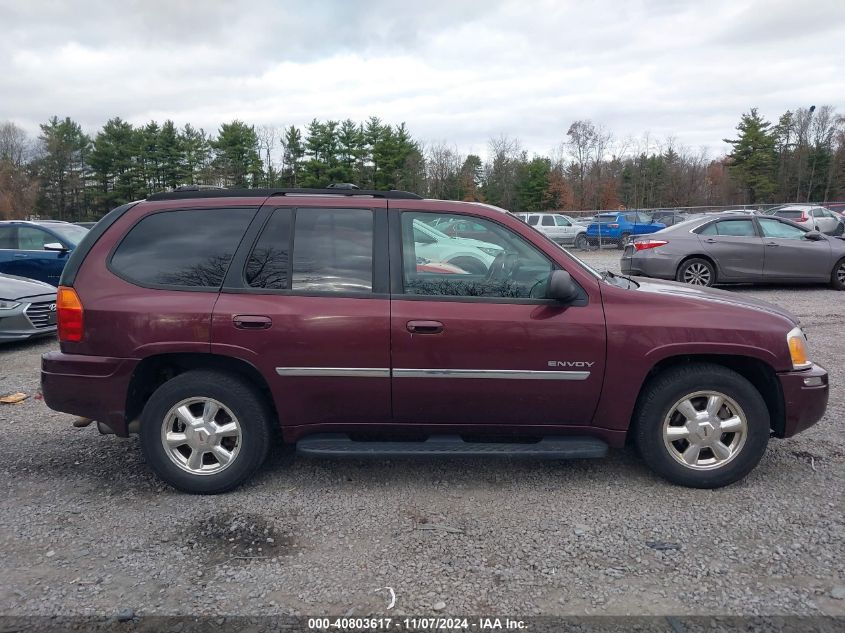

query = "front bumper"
[776,363,829,437]
[0,294,57,342]
[41,352,138,436]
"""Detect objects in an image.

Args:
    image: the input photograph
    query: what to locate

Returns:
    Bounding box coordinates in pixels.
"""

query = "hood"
[0,274,57,300]
[631,277,798,325]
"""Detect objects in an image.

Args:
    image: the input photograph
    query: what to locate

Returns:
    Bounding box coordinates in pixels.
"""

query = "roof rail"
[147,187,423,201]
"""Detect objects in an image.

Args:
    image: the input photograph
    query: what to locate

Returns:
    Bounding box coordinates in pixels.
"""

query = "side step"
[296,434,608,459]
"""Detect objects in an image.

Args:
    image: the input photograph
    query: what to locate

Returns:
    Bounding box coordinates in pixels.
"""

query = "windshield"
[48,224,89,247]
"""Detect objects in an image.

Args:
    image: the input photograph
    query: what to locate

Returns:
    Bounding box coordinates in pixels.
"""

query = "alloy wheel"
[683,262,712,285]
[662,391,748,470]
[160,397,242,475]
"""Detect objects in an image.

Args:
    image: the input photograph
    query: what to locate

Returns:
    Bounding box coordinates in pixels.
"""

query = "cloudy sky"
[2,0,843,158]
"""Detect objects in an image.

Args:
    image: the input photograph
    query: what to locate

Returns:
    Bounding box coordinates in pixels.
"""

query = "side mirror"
[804,230,824,241]
[546,270,580,303]
[43,242,68,252]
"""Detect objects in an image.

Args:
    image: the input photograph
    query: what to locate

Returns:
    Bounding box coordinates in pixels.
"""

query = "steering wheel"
[485,251,519,283]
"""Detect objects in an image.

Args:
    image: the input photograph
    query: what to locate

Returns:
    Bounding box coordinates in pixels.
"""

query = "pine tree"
[723,108,777,203]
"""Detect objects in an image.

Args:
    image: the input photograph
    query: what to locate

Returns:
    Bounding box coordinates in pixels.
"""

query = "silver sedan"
[621,213,845,290]
[0,274,58,343]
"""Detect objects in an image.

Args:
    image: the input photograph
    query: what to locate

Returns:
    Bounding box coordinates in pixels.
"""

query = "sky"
[1,0,844,160]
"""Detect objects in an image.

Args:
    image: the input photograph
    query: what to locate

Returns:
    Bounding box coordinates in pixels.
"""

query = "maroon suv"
[41,188,829,494]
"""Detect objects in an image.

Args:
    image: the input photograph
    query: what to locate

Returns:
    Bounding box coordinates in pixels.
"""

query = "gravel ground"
[1,247,843,621]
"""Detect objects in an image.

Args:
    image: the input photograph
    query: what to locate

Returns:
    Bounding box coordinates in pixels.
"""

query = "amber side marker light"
[56,286,84,342]
[787,326,811,370]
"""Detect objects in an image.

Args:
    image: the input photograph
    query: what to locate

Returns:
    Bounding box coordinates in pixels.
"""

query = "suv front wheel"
[633,363,770,488]
[140,370,273,494]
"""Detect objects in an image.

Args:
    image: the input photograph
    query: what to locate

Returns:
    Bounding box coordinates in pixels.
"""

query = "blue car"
[585,211,666,249]
[0,221,90,286]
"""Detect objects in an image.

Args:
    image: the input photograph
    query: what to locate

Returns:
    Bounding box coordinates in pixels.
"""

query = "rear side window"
[699,219,756,237]
[291,208,373,293]
[776,210,803,219]
[110,208,256,288]
[245,209,292,289]
[0,226,14,249]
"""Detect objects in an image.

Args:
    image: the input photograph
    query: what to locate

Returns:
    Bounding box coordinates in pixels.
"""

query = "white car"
[412,220,501,274]
[516,213,588,248]
[764,204,844,236]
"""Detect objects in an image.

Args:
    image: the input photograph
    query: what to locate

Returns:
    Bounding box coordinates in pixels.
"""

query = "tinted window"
[0,226,14,249]
[401,211,553,299]
[526,216,539,226]
[111,208,256,288]
[759,218,806,239]
[48,224,89,247]
[245,209,291,289]
[292,208,373,293]
[18,227,54,250]
[775,210,803,219]
[541,216,555,226]
[716,220,755,236]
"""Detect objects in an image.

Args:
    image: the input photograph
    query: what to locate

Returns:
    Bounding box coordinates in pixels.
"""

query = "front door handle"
[233,315,272,330]
[704,238,717,243]
[407,320,444,334]
[13,253,28,258]
[766,242,779,247]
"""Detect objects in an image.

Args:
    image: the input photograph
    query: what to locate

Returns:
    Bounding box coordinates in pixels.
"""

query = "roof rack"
[147,187,423,201]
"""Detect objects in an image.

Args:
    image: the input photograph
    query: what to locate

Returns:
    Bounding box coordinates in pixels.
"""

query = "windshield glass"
[47,224,89,246]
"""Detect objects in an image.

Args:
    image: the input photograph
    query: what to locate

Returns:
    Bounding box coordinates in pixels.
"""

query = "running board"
[296,434,608,459]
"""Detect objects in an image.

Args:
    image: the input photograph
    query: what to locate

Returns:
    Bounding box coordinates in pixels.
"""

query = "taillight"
[634,240,668,251]
[57,286,84,342]
[608,223,619,229]
[797,213,809,222]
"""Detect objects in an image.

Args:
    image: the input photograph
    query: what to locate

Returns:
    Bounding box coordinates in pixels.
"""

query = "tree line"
[1,106,843,221]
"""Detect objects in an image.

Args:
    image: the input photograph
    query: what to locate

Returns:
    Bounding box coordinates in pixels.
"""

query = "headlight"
[787,326,812,370]
[479,247,501,257]
[0,300,21,311]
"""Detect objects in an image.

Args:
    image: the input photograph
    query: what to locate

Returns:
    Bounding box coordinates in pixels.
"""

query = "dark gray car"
[621,213,845,290]
[0,273,57,342]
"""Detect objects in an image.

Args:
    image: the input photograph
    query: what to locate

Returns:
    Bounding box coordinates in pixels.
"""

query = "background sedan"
[621,213,845,290]
[0,273,58,343]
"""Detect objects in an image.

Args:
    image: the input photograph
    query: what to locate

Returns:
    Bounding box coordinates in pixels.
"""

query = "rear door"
[389,208,606,427]
[757,217,831,281]
[697,218,764,281]
[212,198,392,430]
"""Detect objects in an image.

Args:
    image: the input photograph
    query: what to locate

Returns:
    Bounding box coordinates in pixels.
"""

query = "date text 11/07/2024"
[307,617,528,630]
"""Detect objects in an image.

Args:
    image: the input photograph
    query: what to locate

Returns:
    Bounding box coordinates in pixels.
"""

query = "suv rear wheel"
[633,363,770,488]
[139,370,273,494]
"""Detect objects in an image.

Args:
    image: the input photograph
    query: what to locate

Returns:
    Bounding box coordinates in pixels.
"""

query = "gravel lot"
[1,247,843,621]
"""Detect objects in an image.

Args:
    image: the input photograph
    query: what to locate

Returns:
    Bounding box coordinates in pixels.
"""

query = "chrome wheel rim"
[160,397,242,475]
[662,391,747,471]
[683,262,712,285]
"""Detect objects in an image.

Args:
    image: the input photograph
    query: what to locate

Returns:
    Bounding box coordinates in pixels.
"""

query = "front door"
[212,200,392,429]
[389,209,606,427]
[6,226,67,285]
[757,217,831,281]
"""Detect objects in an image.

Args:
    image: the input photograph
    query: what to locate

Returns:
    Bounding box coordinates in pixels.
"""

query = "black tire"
[140,370,273,494]
[832,257,845,291]
[449,256,488,275]
[574,233,588,250]
[633,363,770,488]
[617,233,632,250]
[676,257,716,287]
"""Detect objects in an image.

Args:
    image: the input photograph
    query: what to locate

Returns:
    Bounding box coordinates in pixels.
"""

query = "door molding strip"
[275,367,590,380]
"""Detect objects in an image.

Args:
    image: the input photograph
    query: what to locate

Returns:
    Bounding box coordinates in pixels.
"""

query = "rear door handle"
[13,253,28,258]
[705,238,717,243]
[766,242,779,247]
[406,320,444,334]
[233,315,272,330]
